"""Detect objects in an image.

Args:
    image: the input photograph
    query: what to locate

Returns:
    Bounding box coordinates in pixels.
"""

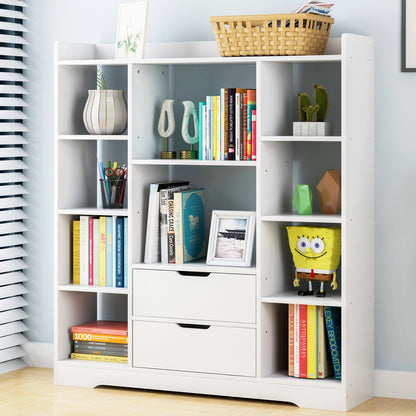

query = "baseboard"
[22,342,54,368]
[374,370,416,400]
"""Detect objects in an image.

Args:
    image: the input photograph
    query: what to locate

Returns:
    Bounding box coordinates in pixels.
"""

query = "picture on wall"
[402,0,416,71]
[115,2,148,59]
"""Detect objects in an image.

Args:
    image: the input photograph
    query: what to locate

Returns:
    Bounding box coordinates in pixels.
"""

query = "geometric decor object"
[316,170,341,214]
[292,184,313,215]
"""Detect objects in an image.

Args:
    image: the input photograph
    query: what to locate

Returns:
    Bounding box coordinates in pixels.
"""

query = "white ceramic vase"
[83,89,127,135]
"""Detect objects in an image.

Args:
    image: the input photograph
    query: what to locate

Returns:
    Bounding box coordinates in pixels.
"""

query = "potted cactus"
[293,84,331,136]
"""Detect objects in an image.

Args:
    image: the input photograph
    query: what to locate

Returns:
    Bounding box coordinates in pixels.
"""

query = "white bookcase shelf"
[54,35,374,411]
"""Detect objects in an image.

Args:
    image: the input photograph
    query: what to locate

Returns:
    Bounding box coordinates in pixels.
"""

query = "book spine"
[228,88,236,160]
[299,304,307,378]
[212,95,217,160]
[224,88,229,160]
[115,217,124,287]
[73,348,128,357]
[79,216,89,285]
[294,303,300,377]
[72,332,128,344]
[206,96,212,160]
[74,340,128,349]
[99,216,106,286]
[167,199,175,263]
[252,109,257,161]
[243,92,247,161]
[317,305,332,378]
[216,95,221,161]
[92,218,99,286]
[159,189,169,264]
[112,215,116,287]
[72,220,80,285]
[106,216,113,287]
[174,192,183,264]
[235,93,240,161]
[288,303,294,376]
[198,102,205,160]
[247,89,256,161]
[88,217,94,285]
[124,217,128,288]
[70,353,127,363]
[202,104,207,160]
[324,306,342,380]
[220,89,225,160]
[307,304,317,379]
[144,184,160,264]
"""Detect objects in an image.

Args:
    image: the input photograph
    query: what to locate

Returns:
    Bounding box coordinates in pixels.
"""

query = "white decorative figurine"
[181,100,199,159]
[158,99,176,159]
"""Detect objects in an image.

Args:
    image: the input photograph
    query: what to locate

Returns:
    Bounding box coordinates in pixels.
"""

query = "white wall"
[23,0,416,374]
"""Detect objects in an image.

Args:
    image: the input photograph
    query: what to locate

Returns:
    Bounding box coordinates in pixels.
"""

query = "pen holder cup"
[100,179,126,209]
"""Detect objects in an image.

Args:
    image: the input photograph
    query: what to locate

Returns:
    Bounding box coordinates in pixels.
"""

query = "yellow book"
[212,96,217,160]
[72,220,80,285]
[307,304,317,379]
[71,352,127,363]
[99,216,106,286]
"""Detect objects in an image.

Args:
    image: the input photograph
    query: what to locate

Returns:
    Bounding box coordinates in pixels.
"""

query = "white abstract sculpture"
[158,99,176,159]
[181,100,199,159]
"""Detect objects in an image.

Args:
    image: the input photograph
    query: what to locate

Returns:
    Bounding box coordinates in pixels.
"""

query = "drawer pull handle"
[177,323,211,330]
[177,271,211,277]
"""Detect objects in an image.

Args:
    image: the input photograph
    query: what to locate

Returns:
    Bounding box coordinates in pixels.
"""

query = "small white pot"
[83,89,127,135]
[293,122,331,136]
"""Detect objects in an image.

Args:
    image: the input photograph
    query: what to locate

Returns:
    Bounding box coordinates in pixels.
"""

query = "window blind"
[0,0,29,374]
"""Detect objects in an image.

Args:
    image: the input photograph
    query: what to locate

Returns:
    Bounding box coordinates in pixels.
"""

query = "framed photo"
[115,2,148,59]
[402,0,416,71]
[206,210,255,267]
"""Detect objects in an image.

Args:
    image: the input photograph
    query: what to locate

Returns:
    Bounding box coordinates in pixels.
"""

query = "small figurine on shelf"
[292,184,313,215]
[316,169,341,214]
[158,99,176,159]
[286,225,341,297]
[180,101,199,159]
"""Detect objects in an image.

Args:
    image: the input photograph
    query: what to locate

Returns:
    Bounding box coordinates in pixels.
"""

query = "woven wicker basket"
[209,14,334,57]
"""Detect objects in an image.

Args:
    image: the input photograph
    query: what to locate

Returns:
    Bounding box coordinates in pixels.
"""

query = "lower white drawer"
[133,320,256,377]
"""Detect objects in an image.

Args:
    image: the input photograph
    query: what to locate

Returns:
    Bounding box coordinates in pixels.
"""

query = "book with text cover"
[227,88,236,160]
[324,306,341,380]
[252,109,257,161]
[299,304,308,378]
[70,353,127,363]
[317,305,332,378]
[72,220,80,285]
[307,304,318,379]
[79,216,89,285]
[105,216,113,287]
[294,303,300,377]
[99,216,106,286]
[115,217,124,287]
[71,320,127,336]
[174,188,205,264]
[72,332,128,344]
[124,217,128,288]
[288,303,295,376]
[88,217,94,285]
[92,218,99,286]
[247,89,256,161]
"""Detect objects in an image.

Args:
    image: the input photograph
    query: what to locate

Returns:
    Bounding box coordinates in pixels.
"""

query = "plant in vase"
[293,84,331,136]
[83,67,127,135]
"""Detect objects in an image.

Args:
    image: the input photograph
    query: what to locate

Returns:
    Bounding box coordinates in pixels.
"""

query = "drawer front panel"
[133,320,256,376]
[133,269,256,323]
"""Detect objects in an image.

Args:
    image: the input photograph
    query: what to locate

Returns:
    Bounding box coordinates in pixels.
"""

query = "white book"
[202,105,207,160]
[294,303,300,378]
[79,216,89,285]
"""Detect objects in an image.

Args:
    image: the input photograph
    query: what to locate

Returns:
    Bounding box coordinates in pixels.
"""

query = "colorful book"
[227,88,236,160]
[174,188,205,264]
[202,104,207,160]
[247,89,256,161]
[71,320,128,336]
[124,217,128,288]
[299,304,308,378]
[72,332,128,344]
[212,95,217,160]
[220,89,225,160]
[206,96,212,160]
[74,340,128,349]
[223,88,229,160]
[216,95,221,161]
[198,102,205,160]
[70,353,127,363]
[243,92,248,161]
[235,92,241,161]
[294,303,300,377]
[79,216,89,285]
[252,109,257,161]
[99,216,106,286]
[88,217,94,285]
[72,220,80,285]
[73,348,128,357]
[115,217,124,287]
[324,306,342,380]
[307,305,318,379]
[167,199,176,263]
[112,215,116,287]
[106,216,113,287]
[317,305,332,379]
[92,218,100,286]
[288,303,295,376]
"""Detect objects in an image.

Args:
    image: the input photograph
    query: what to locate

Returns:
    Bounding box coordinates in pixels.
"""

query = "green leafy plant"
[297,84,329,122]
[96,66,107,90]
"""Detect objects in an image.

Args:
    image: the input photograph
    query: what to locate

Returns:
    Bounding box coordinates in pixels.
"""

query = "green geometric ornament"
[292,184,313,215]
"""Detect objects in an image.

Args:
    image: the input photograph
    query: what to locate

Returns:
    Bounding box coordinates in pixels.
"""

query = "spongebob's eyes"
[297,237,310,253]
[311,238,325,254]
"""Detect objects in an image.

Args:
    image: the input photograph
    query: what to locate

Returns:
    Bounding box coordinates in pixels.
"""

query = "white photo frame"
[206,210,255,267]
[115,2,148,59]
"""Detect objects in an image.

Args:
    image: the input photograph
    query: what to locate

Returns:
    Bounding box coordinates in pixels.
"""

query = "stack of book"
[71,320,128,364]
[72,216,127,288]
[144,181,205,265]
[288,304,341,380]
[199,88,256,161]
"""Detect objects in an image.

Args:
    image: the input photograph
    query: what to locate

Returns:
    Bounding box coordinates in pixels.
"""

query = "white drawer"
[133,320,256,376]
[133,269,256,323]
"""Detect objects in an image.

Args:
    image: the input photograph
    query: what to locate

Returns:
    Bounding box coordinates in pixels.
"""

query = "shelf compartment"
[263,371,342,389]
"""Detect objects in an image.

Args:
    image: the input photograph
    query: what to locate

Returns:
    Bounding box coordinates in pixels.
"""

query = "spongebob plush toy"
[287,226,341,297]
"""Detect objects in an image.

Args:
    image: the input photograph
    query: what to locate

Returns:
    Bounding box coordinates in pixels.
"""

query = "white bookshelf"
[54,34,374,411]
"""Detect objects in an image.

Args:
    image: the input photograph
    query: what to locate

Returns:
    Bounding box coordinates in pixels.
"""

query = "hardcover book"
[317,305,332,378]
[79,216,89,285]
[115,217,124,287]
[299,304,308,378]
[72,220,80,285]
[307,304,318,379]
[92,218,99,286]
[247,89,256,161]
[288,303,295,376]
[71,320,127,336]
[174,188,205,264]
[99,216,106,286]
[294,303,300,377]
[324,306,342,380]
[105,216,113,287]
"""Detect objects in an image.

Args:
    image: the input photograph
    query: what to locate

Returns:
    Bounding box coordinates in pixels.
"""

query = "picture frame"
[206,210,255,267]
[115,2,148,59]
[402,0,416,71]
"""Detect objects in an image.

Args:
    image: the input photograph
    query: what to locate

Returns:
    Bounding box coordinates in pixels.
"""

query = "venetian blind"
[0,0,29,374]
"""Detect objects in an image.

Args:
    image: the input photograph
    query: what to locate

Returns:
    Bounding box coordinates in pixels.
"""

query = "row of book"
[144,181,205,264]
[73,216,128,288]
[198,88,257,161]
[70,320,128,363]
[288,304,341,380]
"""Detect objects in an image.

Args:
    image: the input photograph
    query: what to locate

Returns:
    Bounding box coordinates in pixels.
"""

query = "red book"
[71,320,128,336]
[252,109,257,161]
[299,304,308,378]
[88,218,93,285]
[243,92,248,161]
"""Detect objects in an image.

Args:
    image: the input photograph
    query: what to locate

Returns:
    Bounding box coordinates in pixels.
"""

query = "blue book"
[198,102,205,161]
[115,217,124,288]
[106,216,113,287]
[323,306,342,380]
[124,217,128,288]
[174,188,205,264]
